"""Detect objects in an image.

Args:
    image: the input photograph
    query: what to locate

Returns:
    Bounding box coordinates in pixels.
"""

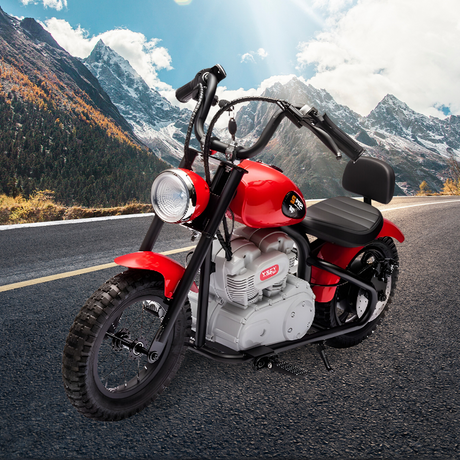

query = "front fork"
[144,165,247,360]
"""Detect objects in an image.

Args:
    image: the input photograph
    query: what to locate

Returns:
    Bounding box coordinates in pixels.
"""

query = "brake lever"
[308,124,342,159]
[277,101,303,128]
[293,105,342,159]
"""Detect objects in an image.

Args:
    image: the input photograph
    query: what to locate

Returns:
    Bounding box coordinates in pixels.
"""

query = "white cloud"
[43,0,67,10]
[312,0,354,14]
[21,0,67,11]
[299,0,460,117]
[257,48,269,59]
[43,19,173,91]
[241,52,256,64]
[241,48,269,64]
[43,18,95,56]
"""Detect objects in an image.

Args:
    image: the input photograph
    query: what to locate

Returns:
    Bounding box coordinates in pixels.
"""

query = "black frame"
[137,66,378,365]
[141,160,379,365]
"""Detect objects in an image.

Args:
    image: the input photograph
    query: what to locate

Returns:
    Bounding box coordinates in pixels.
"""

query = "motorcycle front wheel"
[62,270,191,421]
[315,237,399,348]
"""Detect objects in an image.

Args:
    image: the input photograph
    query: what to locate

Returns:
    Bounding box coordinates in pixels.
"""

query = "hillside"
[0,7,168,207]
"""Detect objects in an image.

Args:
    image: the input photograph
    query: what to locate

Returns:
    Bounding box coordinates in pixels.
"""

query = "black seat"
[299,157,394,247]
[299,196,383,247]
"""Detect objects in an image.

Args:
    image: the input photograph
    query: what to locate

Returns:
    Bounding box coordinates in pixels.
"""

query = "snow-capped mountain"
[82,40,458,197]
[365,94,460,156]
[84,40,191,165]
[235,78,459,198]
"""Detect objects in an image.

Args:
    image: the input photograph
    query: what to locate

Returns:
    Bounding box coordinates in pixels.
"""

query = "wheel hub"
[129,336,146,361]
[111,328,131,351]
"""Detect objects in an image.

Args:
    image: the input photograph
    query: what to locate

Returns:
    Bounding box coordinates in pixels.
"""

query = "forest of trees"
[0,63,169,207]
[418,154,460,196]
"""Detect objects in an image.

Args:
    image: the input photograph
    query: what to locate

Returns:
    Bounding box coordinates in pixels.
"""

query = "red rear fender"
[311,218,404,303]
[378,218,405,243]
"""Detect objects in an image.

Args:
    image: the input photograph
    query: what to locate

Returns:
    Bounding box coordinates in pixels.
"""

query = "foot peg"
[254,356,308,377]
[252,341,333,377]
[269,357,309,377]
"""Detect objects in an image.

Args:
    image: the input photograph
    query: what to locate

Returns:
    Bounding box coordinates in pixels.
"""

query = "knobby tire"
[62,269,191,421]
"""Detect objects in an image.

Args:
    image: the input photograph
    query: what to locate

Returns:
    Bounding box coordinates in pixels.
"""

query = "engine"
[189,227,315,352]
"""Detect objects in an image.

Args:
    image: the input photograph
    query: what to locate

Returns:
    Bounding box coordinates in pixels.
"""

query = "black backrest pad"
[342,157,395,204]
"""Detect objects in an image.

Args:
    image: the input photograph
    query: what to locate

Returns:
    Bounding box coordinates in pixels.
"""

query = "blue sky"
[2,0,460,118]
[2,0,324,88]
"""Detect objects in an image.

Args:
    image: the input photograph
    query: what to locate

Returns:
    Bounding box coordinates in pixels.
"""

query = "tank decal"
[282,191,306,219]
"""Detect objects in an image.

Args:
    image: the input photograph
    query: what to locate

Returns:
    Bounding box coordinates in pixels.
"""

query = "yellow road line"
[3,198,460,293]
[0,245,196,293]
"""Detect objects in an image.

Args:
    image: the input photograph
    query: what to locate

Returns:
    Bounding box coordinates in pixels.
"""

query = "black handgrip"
[175,68,209,103]
[175,64,227,103]
[302,108,364,161]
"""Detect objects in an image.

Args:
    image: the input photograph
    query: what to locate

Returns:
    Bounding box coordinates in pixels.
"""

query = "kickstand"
[317,341,333,372]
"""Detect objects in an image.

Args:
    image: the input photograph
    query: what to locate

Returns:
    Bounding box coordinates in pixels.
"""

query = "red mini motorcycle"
[62,64,404,421]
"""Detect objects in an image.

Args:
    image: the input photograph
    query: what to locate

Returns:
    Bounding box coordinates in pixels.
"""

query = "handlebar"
[176,65,364,163]
[175,64,226,103]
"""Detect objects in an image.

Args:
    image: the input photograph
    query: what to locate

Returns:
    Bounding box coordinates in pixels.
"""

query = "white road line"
[381,199,460,212]
[1,196,459,231]
[0,212,156,231]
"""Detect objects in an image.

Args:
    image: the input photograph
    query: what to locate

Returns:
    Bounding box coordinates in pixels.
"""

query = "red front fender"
[115,251,191,299]
[311,218,404,303]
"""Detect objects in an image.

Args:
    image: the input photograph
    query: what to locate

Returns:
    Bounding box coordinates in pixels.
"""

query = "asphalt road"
[1,195,460,459]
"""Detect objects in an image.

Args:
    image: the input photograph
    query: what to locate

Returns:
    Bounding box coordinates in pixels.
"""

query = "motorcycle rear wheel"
[62,269,191,421]
[315,237,399,348]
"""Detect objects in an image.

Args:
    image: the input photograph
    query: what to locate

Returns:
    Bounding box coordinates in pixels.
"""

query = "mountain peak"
[83,40,189,164]
[91,38,108,55]
[378,94,412,111]
[95,38,106,48]
[86,39,117,64]
[367,93,419,132]
[20,17,61,49]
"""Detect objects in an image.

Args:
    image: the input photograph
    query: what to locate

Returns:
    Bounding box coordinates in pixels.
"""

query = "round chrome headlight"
[151,169,210,223]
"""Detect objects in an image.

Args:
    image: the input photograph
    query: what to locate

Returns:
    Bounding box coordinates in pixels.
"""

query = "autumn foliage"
[0,58,169,208]
[0,59,137,147]
[417,154,460,196]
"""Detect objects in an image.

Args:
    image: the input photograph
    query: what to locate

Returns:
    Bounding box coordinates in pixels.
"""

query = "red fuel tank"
[229,159,306,228]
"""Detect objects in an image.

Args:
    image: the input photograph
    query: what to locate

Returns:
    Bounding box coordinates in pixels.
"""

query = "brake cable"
[216,209,235,261]
[183,83,204,159]
[202,95,285,184]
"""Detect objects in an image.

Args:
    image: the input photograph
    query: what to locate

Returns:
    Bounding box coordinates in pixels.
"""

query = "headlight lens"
[151,169,210,223]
